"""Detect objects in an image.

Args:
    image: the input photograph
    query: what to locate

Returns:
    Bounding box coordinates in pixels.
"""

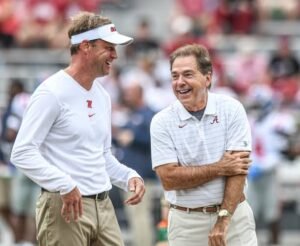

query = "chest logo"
[178,122,188,128]
[87,100,93,108]
[88,113,96,118]
[210,116,219,124]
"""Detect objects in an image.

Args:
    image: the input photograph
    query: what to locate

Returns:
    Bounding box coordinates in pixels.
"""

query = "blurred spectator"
[163,15,197,56]
[172,0,221,35]
[53,0,101,18]
[125,17,160,60]
[257,0,299,20]
[0,80,26,245]
[267,36,300,104]
[208,47,228,89]
[113,82,158,246]
[227,40,268,96]
[5,91,40,246]
[246,84,297,245]
[15,0,101,48]
[120,55,175,112]
[215,0,258,34]
[174,0,208,18]
[0,0,21,48]
[16,0,61,48]
[1,80,25,163]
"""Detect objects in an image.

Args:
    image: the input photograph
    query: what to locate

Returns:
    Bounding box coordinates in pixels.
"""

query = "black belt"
[41,188,109,201]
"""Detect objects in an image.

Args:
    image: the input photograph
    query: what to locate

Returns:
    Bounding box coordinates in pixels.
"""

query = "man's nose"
[111,49,117,59]
[177,75,185,85]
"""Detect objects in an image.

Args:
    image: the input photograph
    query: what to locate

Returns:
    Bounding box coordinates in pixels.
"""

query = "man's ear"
[205,72,212,88]
[79,41,90,53]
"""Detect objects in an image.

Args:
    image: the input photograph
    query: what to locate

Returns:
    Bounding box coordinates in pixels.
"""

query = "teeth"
[179,89,190,94]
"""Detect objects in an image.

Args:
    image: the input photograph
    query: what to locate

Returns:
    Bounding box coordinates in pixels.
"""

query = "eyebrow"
[172,69,195,74]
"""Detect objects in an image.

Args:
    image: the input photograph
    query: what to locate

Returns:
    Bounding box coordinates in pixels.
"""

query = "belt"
[170,194,246,213]
[83,192,109,201]
[41,188,109,201]
[170,204,221,213]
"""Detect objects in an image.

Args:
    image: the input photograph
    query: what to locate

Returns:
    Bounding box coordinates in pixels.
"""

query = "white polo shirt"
[11,70,140,195]
[150,92,251,208]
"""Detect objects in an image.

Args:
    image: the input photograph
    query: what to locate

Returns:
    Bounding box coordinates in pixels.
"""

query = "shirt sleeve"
[103,96,142,191]
[226,101,252,152]
[150,114,178,169]
[10,88,76,195]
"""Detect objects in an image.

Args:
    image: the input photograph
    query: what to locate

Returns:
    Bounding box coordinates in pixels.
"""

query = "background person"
[5,90,39,246]
[246,84,297,245]
[113,81,158,246]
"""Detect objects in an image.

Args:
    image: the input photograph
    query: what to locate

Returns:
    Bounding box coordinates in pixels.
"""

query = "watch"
[218,209,232,217]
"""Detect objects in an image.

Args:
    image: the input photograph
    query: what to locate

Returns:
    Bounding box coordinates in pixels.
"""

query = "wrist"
[216,214,231,225]
[218,208,232,217]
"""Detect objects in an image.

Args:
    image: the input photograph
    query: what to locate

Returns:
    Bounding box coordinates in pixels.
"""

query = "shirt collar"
[205,92,217,116]
[175,92,217,121]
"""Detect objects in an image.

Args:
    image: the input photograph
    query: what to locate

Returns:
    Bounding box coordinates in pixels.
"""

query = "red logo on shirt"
[110,27,116,32]
[210,116,219,124]
[87,100,93,108]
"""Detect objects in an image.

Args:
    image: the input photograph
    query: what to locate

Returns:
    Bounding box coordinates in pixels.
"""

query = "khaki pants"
[168,201,257,246]
[36,191,124,246]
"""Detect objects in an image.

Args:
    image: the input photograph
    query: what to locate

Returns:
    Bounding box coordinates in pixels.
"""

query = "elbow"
[161,182,174,191]
[155,164,179,191]
[10,146,22,167]
[157,173,176,191]
[160,179,174,191]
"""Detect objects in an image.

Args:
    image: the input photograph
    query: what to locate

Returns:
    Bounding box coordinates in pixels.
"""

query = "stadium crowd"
[1,0,300,246]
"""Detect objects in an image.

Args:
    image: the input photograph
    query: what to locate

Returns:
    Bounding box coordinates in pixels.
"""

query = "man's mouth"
[177,88,192,94]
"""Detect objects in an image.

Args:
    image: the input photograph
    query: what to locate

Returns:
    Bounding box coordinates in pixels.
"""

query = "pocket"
[36,191,46,209]
[167,209,174,240]
[231,201,257,245]
[245,201,256,231]
[36,192,51,241]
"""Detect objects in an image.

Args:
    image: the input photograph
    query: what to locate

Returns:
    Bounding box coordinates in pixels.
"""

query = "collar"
[175,92,217,121]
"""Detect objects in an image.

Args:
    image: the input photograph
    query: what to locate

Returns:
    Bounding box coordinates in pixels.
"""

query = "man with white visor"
[11,11,145,246]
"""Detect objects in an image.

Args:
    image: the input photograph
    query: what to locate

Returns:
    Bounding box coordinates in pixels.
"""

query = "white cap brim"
[70,24,133,46]
[101,32,133,45]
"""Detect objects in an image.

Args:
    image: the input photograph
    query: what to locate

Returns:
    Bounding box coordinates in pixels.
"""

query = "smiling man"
[150,44,257,246]
[10,12,145,246]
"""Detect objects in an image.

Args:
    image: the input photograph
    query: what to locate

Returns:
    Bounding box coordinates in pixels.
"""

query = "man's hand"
[209,217,230,246]
[124,177,145,205]
[61,187,82,223]
[218,151,251,176]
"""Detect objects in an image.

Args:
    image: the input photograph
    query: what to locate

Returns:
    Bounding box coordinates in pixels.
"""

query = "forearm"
[104,150,142,191]
[221,174,246,214]
[156,163,222,191]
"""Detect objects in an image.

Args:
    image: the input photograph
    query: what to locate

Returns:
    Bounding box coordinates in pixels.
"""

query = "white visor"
[70,24,133,45]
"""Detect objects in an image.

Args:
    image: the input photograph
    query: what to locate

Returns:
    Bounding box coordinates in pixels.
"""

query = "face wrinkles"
[171,56,210,111]
[89,40,117,76]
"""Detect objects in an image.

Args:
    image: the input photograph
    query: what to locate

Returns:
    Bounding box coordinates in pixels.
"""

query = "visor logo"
[110,27,116,32]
